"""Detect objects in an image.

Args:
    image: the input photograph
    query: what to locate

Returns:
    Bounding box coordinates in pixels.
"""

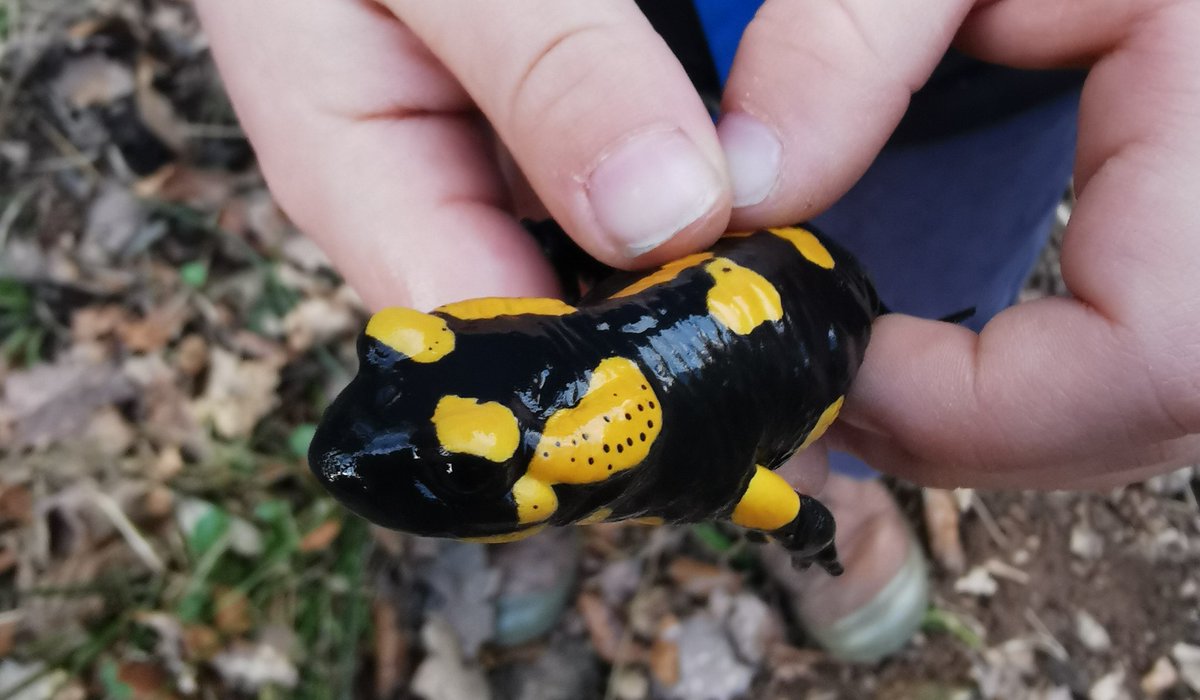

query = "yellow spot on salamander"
[576,507,613,525]
[366,307,455,362]
[463,526,546,543]
[768,226,835,269]
[435,297,576,320]
[721,230,756,238]
[799,396,844,450]
[629,516,665,526]
[611,252,714,299]
[431,395,520,462]
[512,474,557,524]
[530,357,662,484]
[730,466,801,531]
[704,258,783,335]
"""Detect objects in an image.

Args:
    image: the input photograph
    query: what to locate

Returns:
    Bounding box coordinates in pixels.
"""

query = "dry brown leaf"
[182,625,221,662]
[649,636,680,687]
[84,406,136,456]
[116,660,174,700]
[0,613,17,657]
[135,56,188,153]
[283,297,357,353]
[214,588,252,636]
[117,299,189,353]
[144,164,235,209]
[52,54,134,109]
[0,547,17,575]
[0,484,32,525]
[578,592,622,662]
[71,304,129,342]
[174,334,209,377]
[192,348,282,439]
[373,599,410,698]
[297,519,341,553]
[666,557,740,597]
[0,349,136,450]
[923,488,966,574]
[125,356,206,452]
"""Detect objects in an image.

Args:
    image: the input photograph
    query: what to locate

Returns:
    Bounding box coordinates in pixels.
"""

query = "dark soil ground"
[1,2,1197,699]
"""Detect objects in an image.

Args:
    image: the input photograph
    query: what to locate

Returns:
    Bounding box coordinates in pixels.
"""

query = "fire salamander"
[309,224,882,575]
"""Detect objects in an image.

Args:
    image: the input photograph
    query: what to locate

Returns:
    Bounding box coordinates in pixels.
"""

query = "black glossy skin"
[309,226,880,569]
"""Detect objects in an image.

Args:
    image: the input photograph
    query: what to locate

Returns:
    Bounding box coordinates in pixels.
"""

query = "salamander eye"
[424,455,506,496]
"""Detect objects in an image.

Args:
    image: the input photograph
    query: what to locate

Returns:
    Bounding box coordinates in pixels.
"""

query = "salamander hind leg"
[730,466,843,576]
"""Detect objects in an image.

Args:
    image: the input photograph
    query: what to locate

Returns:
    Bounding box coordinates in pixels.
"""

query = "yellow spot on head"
[435,297,576,320]
[432,395,520,462]
[366,307,455,362]
[530,357,662,485]
[512,474,557,524]
[462,526,546,544]
[611,252,714,299]
[731,466,801,532]
[768,227,835,269]
[799,396,844,450]
[704,258,783,335]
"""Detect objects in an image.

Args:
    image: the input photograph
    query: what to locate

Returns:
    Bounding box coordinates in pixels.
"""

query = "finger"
[832,417,1200,490]
[384,0,731,266]
[775,441,831,498]
[956,0,1147,67]
[826,0,1200,489]
[715,0,976,223]
[196,0,560,311]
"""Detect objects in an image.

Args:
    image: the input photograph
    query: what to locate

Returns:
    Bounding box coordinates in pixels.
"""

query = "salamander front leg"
[730,466,843,576]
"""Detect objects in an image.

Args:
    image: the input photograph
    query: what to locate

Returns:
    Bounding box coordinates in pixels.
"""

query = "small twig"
[1023,607,1069,661]
[968,492,1011,549]
[90,490,165,574]
[0,181,35,250]
[34,117,102,183]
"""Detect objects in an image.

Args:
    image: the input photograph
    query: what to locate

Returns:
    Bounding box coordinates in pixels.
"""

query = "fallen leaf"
[373,599,410,699]
[214,588,252,636]
[666,557,739,597]
[578,592,623,663]
[649,634,680,687]
[282,297,357,353]
[1141,657,1178,697]
[0,349,136,450]
[117,298,189,352]
[116,660,172,699]
[923,488,966,573]
[191,348,282,439]
[174,334,209,377]
[52,54,135,109]
[182,625,221,662]
[297,519,341,553]
[71,304,129,342]
[0,484,32,525]
[411,617,491,700]
[210,640,298,693]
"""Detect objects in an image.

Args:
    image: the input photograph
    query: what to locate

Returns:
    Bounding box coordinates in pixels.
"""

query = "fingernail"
[586,129,722,256]
[718,112,781,208]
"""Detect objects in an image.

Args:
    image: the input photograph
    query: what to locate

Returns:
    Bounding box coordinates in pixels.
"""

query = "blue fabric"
[692,0,761,84]
[817,91,1079,479]
[689,2,1080,479]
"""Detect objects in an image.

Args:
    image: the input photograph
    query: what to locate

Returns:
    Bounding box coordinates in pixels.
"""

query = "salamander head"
[307,322,533,540]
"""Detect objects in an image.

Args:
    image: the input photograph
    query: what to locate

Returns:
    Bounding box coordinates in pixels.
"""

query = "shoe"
[761,475,929,663]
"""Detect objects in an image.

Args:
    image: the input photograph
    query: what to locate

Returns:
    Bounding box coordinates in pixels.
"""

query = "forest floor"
[1,1,1198,698]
